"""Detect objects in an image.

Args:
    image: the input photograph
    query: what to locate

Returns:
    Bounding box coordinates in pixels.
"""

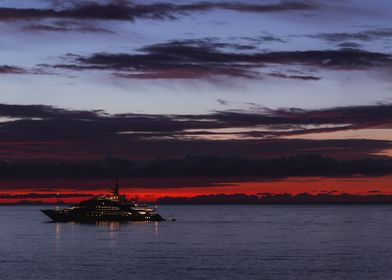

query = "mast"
[113,179,120,197]
[56,193,60,210]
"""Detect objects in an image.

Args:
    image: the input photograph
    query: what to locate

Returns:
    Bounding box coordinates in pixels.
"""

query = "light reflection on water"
[55,222,61,240]
[2,205,392,280]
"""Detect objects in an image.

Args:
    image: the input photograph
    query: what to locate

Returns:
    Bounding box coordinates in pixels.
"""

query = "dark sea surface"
[1,205,392,280]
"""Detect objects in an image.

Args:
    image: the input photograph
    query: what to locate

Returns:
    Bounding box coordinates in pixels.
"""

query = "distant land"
[156,193,392,204]
[4,193,392,205]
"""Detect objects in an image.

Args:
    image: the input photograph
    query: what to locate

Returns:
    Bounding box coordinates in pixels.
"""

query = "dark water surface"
[1,205,392,280]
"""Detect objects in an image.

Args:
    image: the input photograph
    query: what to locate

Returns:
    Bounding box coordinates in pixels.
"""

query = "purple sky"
[1,1,392,197]
[0,0,391,162]
[0,0,391,114]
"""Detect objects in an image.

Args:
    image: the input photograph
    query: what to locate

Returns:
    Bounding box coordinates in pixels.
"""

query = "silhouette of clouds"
[0,65,51,76]
[240,35,288,44]
[0,103,392,160]
[337,42,363,49]
[0,3,136,21]
[217,99,229,106]
[53,39,392,79]
[0,154,392,180]
[309,28,392,43]
[22,23,114,34]
[267,72,321,80]
[0,1,317,22]
[2,102,392,135]
[0,193,92,199]
[0,65,26,74]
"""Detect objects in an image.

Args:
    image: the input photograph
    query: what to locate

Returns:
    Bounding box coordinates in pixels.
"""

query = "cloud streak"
[309,28,392,43]
[0,1,317,22]
[53,39,392,80]
[0,154,392,180]
[22,23,114,34]
[0,103,392,160]
[0,65,26,74]
[0,193,93,199]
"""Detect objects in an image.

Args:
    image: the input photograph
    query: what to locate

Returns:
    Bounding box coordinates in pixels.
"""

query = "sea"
[1,205,392,280]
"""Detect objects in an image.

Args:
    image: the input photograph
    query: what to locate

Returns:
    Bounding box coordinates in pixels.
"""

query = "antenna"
[56,193,60,210]
[113,179,119,197]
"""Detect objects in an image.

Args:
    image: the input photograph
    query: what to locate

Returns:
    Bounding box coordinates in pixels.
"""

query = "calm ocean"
[1,205,392,280]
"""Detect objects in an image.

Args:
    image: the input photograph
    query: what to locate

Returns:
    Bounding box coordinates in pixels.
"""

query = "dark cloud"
[309,28,392,43]
[267,72,321,80]
[211,103,392,130]
[53,39,392,79]
[0,154,392,182]
[0,103,392,160]
[0,4,135,21]
[240,35,288,44]
[0,65,50,76]
[0,103,104,119]
[2,102,392,134]
[368,190,381,193]
[0,65,26,74]
[217,99,229,105]
[22,24,114,34]
[0,177,264,190]
[337,42,363,49]
[0,193,92,199]
[0,1,317,22]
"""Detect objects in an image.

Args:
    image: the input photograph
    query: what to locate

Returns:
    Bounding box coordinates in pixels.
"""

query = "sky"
[1,0,392,202]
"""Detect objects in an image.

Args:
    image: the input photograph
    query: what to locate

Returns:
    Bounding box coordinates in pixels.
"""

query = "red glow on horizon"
[1,176,392,204]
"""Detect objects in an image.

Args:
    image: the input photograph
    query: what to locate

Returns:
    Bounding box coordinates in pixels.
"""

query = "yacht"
[41,182,169,222]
